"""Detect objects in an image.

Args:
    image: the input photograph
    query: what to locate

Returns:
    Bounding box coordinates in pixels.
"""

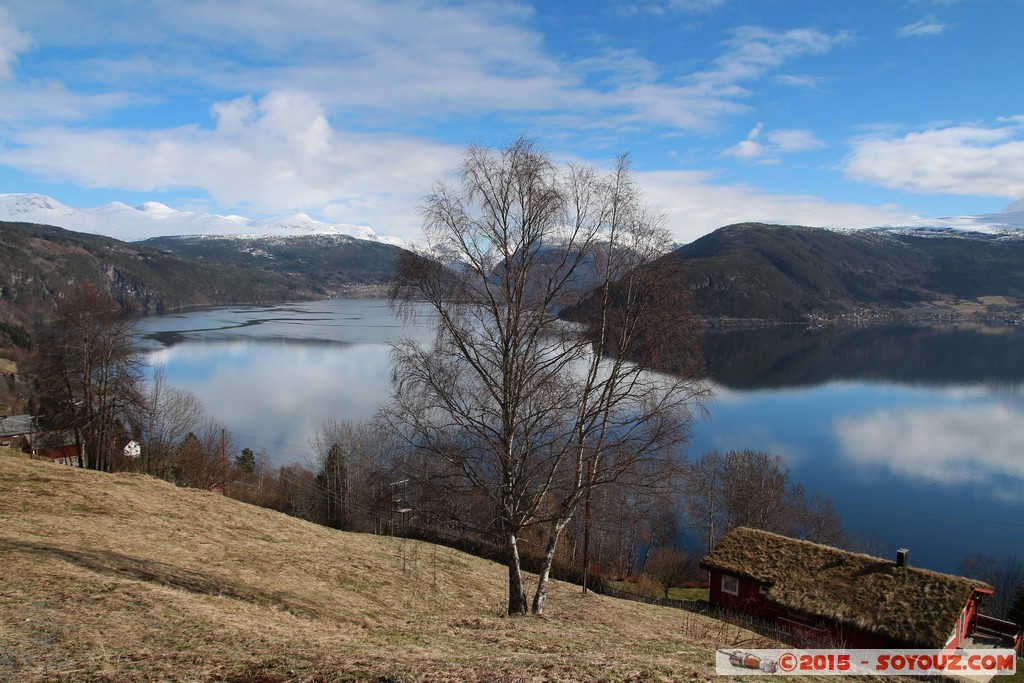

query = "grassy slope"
[0,452,776,683]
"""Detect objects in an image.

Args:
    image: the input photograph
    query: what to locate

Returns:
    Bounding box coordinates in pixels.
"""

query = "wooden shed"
[700,527,1022,653]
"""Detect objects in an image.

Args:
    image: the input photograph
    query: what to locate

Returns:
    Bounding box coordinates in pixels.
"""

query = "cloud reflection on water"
[834,399,1024,502]
[147,340,394,464]
[138,299,415,465]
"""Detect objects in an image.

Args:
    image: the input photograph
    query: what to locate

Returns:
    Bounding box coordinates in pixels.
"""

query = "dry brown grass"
[1,452,779,683]
[976,296,1016,306]
[928,295,1022,315]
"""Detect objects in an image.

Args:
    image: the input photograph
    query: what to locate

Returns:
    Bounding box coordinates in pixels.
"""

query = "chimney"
[896,548,909,567]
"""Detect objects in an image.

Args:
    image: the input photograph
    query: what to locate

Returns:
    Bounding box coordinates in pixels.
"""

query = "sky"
[0,0,1022,244]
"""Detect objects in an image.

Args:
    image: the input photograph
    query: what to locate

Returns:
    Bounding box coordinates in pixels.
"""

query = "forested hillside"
[141,233,408,296]
[5,218,1024,352]
[0,221,312,334]
[674,223,1024,322]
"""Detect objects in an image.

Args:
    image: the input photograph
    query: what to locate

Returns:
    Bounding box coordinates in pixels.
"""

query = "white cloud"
[638,27,846,133]
[0,3,925,242]
[0,2,849,135]
[617,0,727,16]
[774,73,821,89]
[768,128,826,153]
[667,0,728,11]
[723,122,767,160]
[724,139,768,161]
[844,120,1024,198]
[0,82,140,122]
[723,123,824,162]
[0,1,860,232]
[834,402,1024,502]
[898,19,947,38]
[697,26,841,92]
[636,169,913,242]
[0,90,916,245]
[0,90,461,241]
[481,24,847,132]
[0,7,32,80]
[0,1,572,121]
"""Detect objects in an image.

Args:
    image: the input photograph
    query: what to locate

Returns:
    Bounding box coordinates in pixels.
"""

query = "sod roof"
[700,527,992,648]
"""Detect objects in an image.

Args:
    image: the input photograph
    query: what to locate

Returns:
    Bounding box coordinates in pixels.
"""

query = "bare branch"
[381,138,711,615]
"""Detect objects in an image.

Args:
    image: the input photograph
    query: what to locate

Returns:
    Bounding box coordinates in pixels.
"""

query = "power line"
[226,429,314,465]
[835,497,1024,530]
[901,527,1024,549]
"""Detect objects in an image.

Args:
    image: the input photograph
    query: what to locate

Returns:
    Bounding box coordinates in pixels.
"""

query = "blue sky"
[0,0,1022,243]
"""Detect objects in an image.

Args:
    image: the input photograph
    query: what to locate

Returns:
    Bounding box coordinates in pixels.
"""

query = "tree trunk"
[582,468,592,594]
[507,533,528,615]
[531,520,567,615]
[74,430,84,469]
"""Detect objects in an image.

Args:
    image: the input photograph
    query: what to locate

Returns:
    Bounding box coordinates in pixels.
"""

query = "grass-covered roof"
[700,526,991,648]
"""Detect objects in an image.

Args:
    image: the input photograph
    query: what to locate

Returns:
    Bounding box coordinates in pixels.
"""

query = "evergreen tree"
[1008,583,1024,627]
[237,447,255,474]
[318,443,348,530]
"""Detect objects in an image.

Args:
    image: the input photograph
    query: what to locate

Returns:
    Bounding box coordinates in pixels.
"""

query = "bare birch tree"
[385,138,709,615]
[686,449,847,549]
[646,547,692,599]
[140,365,207,479]
[958,553,1024,620]
[310,418,399,533]
[174,421,233,490]
[32,283,147,471]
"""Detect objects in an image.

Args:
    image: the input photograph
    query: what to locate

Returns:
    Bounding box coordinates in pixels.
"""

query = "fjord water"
[137,300,1024,574]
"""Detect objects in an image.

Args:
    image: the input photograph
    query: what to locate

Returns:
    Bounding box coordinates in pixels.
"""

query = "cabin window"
[722,574,739,596]
[759,583,770,596]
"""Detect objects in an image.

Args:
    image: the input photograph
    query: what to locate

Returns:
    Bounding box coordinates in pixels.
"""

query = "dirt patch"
[977,296,1017,306]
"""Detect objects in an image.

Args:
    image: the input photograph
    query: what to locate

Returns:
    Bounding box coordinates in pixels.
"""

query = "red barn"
[700,527,1023,653]
[21,430,84,467]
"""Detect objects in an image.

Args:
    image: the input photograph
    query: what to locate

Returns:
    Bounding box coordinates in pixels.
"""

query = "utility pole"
[709,512,715,551]
[708,512,716,585]
[390,479,409,536]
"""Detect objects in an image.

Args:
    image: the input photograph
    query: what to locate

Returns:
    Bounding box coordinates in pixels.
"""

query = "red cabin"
[700,527,1023,654]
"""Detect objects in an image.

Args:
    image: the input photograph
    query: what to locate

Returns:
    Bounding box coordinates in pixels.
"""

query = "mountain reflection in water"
[705,324,1024,388]
[687,324,1024,573]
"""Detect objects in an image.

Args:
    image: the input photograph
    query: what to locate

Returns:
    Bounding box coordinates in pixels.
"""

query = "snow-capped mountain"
[0,193,403,246]
[876,198,1024,236]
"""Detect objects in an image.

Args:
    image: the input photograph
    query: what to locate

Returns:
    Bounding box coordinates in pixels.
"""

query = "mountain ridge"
[0,193,403,245]
[877,196,1024,235]
[4,192,1024,246]
[673,222,1024,323]
[0,221,316,332]
[4,197,1024,344]
[141,232,409,297]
